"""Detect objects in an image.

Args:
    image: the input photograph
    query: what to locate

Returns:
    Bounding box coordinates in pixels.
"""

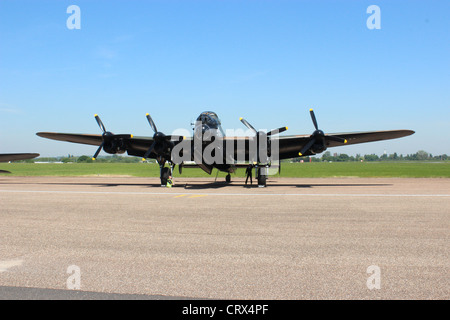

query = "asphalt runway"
[0,176,448,300]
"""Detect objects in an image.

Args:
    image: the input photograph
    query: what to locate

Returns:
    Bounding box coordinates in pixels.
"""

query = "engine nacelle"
[103,138,127,154]
[311,143,327,154]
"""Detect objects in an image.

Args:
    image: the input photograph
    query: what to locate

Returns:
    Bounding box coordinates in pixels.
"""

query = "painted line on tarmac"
[0,189,449,197]
[0,260,23,273]
[188,194,208,198]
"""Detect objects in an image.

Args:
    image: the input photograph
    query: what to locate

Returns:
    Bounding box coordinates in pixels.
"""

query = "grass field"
[1,162,450,178]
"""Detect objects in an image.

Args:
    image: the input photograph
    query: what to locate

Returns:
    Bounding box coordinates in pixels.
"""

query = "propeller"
[239,118,288,137]
[239,117,288,163]
[298,109,347,156]
[92,114,132,160]
[143,113,183,160]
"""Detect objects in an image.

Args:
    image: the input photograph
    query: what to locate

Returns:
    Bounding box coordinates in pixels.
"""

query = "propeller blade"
[309,109,319,130]
[143,141,156,159]
[146,113,158,133]
[298,138,316,156]
[94,114,106,133]
[239,118,257,134]
[327,135,348,144]
[92,142,104,160]
[267,126,288,136]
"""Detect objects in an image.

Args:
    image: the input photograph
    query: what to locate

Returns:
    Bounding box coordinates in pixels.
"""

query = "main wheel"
[225,174,231,183]
[257,175,266,187]
[257,168,267,187]
[161,167,170,186]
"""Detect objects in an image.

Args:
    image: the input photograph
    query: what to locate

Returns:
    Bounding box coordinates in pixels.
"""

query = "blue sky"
[1,0,449,157]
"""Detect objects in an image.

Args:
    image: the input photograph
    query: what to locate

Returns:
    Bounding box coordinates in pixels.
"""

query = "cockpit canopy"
[195,111,225,137]
[196,111,221,129]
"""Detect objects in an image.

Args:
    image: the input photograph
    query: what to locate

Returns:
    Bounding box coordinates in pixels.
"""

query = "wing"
[325,130,416,148]
[36,132,162,159]
[0,153,40,162]
[278,129,415,159]
[37,129,414,161]
[36,132,103,146]
[222,129,414,160]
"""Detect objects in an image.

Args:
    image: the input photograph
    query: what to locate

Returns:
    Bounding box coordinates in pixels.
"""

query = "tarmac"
[0,176,449,299]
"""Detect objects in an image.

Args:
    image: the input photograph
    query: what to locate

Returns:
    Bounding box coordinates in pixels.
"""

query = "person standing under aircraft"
[245,165,253,186]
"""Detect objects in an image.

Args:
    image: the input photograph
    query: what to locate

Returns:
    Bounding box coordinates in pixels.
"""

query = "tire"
[161,167,170,185]
[257,169,267,187]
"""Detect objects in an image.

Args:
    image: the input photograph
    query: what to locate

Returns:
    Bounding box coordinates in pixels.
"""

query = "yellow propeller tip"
[239,117,243,121]
[142,158,146,161]
[298,152,303,156]
[92,158,96,161]
[94,114,98,117]
[130,134,133,138]
[285,126,288,130]
[309,108,313,112]
[344,139,348,144]
[145,113,149,116]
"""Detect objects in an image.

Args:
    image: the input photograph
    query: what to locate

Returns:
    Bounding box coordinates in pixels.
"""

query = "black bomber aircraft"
[36,109,414,187]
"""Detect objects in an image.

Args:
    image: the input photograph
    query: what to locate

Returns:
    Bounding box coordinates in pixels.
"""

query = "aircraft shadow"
[0,179,392,189]
[182,181,233,189]
[293,183,392,188]
[179,182,393,189]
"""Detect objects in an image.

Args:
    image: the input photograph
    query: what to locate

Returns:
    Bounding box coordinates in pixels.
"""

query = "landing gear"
[257,174,267,187]
[160,166,170,186]
[225,174,231,183]
[158,157,174,187]
[256,166,268,188]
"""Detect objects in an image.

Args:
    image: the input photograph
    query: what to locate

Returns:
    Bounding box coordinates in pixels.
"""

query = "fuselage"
[192,111,257,174]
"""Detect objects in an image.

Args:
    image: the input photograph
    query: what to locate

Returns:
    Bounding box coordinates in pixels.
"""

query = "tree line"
[21,155,144,163]
[295,150,449,163]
